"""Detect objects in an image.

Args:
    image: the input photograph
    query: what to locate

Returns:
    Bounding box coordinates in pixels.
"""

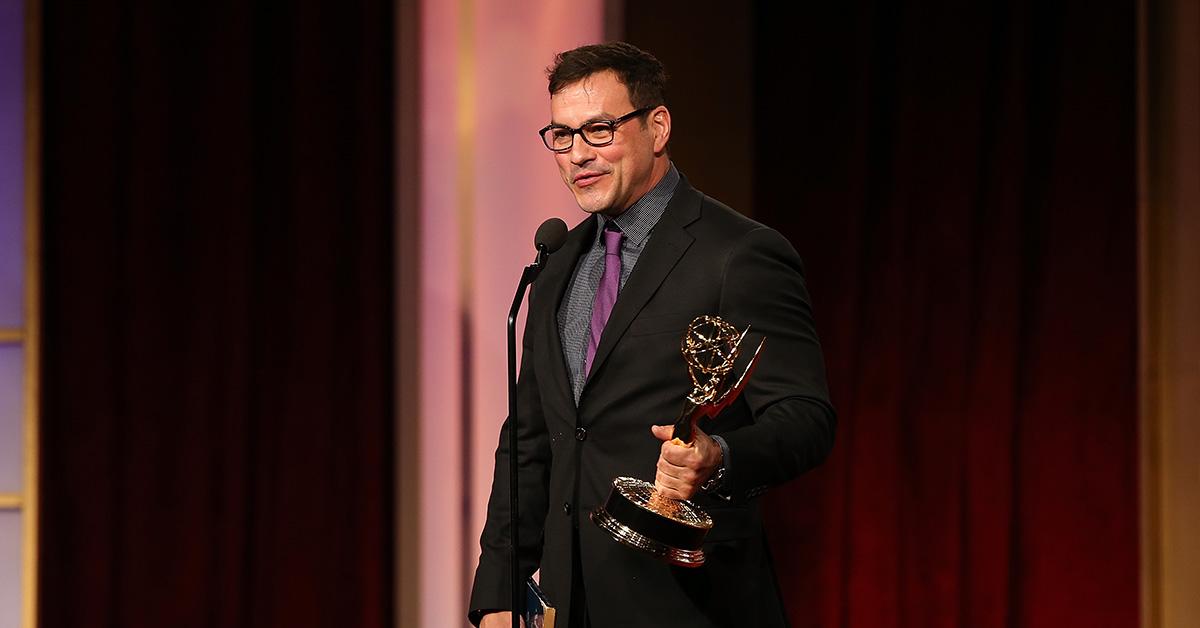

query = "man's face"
[549,71,666,216]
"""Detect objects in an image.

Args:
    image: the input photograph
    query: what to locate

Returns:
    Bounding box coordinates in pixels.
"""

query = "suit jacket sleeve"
[717,226,836,498]
[467,297,552,624]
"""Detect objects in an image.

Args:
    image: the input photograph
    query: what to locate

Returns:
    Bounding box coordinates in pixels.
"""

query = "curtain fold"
[750,3,1138,627]
[40,2,394,627]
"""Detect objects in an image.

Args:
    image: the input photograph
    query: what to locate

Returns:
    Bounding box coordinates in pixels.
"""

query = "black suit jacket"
[470,176,835,627]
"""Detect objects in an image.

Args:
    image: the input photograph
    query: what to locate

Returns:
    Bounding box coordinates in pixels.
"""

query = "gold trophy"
[590,315,765,567]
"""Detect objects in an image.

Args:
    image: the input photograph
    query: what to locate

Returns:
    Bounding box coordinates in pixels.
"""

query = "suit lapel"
[582,180,702,400]
[535,216,594,419]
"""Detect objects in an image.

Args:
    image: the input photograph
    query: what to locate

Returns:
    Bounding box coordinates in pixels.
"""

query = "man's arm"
[467,311,553,625]
[714,226,837,498]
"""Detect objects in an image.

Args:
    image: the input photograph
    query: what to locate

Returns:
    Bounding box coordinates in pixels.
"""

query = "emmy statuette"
[590,315,764,567]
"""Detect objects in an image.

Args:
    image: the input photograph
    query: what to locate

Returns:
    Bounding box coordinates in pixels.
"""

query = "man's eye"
[583,123,614,139]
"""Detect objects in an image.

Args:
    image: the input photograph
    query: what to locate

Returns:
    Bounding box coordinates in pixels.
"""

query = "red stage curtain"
[39,2,394,627]
[751,2,1139,627]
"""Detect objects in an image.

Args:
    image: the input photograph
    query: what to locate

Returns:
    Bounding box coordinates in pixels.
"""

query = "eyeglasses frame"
[537,107,655,153]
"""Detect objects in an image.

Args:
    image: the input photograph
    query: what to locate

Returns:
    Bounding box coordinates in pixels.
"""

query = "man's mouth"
[573,171,606,188]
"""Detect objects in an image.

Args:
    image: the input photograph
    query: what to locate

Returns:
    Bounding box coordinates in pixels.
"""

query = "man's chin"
[572,191,613,215]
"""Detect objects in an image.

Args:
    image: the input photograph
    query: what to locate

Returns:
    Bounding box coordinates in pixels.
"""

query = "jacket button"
[575,427,587,441]
[563,502,572,516]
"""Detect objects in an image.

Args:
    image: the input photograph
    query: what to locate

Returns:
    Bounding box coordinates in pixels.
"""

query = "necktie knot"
[602,224,624,256]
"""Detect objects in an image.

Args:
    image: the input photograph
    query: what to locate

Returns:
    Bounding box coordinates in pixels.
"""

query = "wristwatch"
[701,434,729,494]
[701,464,726,493]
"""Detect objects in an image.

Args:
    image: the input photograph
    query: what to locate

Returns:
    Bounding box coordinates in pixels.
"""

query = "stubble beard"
[572,184,618,216]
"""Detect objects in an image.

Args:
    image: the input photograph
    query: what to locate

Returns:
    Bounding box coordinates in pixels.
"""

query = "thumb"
[650,424,674,441]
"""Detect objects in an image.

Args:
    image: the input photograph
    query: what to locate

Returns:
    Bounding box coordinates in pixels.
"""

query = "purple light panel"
[0,0,27,624]
[0,0,25,328]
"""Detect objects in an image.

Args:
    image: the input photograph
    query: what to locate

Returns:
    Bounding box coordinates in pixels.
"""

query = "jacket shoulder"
[690,192,789,250]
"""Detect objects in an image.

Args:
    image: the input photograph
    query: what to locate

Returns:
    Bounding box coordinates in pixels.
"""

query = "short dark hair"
[546,42,668,109]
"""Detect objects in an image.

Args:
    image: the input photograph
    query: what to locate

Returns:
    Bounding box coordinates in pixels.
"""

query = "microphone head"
[534,218,568,254]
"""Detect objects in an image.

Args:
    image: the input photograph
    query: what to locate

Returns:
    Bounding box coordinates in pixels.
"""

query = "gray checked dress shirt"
[557,165,680,403]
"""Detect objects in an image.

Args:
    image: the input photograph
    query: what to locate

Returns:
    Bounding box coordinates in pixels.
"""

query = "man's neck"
[601,158,671,218]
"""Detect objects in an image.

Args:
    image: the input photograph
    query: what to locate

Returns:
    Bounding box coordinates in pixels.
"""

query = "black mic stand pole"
[507,243,550,628]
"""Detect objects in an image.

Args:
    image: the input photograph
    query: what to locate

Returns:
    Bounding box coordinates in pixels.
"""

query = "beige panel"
[0,513,22,628]
[1140,0,1200,626]
[400,1,603,626]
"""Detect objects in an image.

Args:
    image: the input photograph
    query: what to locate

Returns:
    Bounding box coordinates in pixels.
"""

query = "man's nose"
[568,136,596,165]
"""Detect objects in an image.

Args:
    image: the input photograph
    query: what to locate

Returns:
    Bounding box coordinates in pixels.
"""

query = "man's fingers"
[657,456,699,479]
[479,612,523,628]
[660,440,701,467]
[650,424,673,441]
[654,472,688,499]
[657,487,686,500]
[654,471,693,500]
[654,427,719,502]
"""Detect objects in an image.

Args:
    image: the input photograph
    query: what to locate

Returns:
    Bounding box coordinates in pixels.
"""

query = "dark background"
[38,0,1138,627]
[630,3,1137,627]
[40,1,394,627]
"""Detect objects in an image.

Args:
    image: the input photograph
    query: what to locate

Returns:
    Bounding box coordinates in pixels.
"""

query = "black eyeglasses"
[538,107,653,152]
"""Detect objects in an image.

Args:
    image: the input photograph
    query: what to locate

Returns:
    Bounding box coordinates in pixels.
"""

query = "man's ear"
[650,105,671,154]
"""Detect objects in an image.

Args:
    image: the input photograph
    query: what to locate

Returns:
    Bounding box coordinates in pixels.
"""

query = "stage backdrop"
[627,2,1139,627]
[39,1,394,627]
[401,0,603,625]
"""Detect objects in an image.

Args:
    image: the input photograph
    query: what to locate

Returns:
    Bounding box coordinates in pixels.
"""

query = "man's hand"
[479,611,523,628]
[650,424,723,500]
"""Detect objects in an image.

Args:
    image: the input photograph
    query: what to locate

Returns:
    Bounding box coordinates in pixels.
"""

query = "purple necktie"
[585,224,624,377]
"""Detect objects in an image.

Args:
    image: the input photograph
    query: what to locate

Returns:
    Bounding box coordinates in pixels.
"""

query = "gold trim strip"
[1139,2,1200,626]
[454,0,476,603]
[393,0,421,624]
[1135,1,1161,627]
[455,0,476,299]
[0,328,24,344]
[22,0,42,624]
[0,493,21,510]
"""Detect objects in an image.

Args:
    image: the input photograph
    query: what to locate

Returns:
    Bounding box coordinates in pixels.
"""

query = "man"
[470,42,835,627]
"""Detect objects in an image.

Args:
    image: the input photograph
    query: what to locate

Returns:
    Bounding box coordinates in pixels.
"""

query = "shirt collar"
[594,163,679,249]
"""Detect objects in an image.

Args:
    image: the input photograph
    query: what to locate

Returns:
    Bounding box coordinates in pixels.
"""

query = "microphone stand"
[507,244,550,628]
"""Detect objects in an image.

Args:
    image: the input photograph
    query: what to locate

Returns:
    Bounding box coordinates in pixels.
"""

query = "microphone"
[534,217,568,254]
[506,216,568,628]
